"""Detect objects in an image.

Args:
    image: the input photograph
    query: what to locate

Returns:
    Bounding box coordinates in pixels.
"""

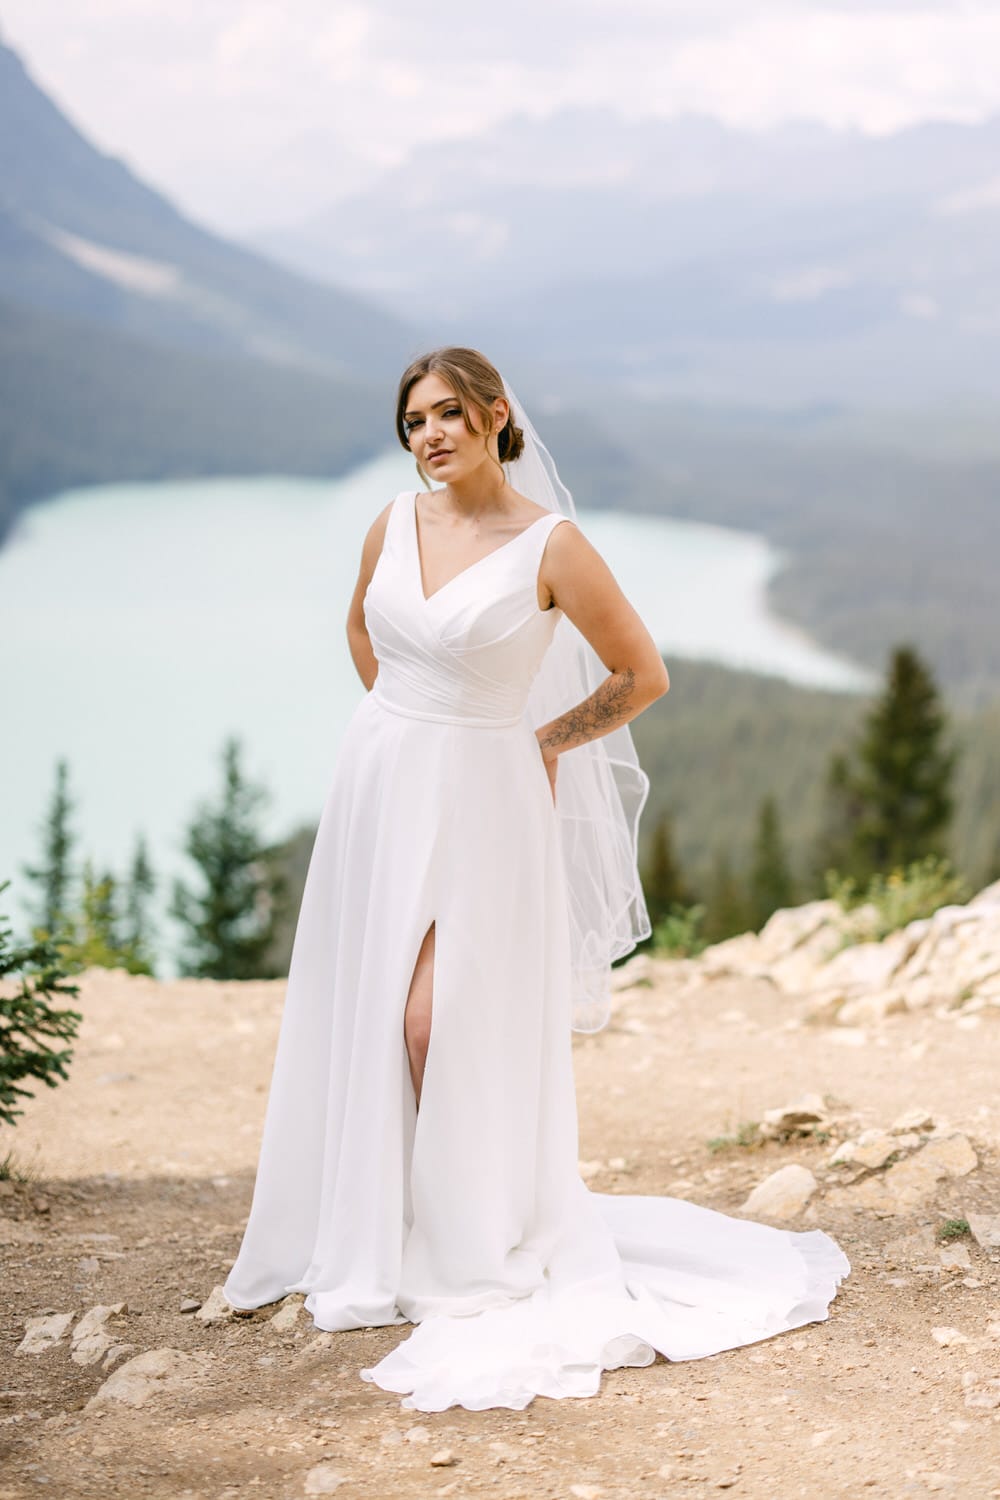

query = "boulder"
[195,1285,235,1323]
[269,1294,305,1331]
[757,901,841,965]
[836,990,909,1027]
[70,1303,129,1366]
[836,1134,977,1215]
[86,1347,212,1408]
[759,1094,830,1140]
[16,1310,76,1356]
[740,1165,818,1221]
[967,1213,1000,1249]
[829,1130,903,1171]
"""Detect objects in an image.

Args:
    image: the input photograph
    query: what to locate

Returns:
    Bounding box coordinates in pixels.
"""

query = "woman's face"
[402,371,508,484]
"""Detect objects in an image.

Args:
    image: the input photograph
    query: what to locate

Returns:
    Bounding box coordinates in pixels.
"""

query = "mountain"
[0,37,412,379]
[252,108,1000,404]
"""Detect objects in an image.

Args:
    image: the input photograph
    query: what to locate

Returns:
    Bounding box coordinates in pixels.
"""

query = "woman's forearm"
[347,625,379,692]
[535,667,665,756]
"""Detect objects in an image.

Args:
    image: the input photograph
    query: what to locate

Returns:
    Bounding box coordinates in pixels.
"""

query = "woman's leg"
[403,920,435,1107]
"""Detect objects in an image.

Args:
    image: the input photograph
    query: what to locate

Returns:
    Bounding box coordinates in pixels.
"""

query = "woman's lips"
[428,452,450,464]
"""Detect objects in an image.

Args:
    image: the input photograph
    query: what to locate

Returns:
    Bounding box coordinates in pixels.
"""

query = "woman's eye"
[443,408,462,418]
[405,418,423,431]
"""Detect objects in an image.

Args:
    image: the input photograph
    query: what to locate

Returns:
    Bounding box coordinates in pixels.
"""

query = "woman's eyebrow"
[404,398,457,419]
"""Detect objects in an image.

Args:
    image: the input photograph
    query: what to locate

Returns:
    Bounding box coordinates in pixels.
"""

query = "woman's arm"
[345,502,393,691]
[535,520,669,769]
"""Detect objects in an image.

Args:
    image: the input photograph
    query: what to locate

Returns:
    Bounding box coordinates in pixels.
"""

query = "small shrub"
[707,1121,761,1153]
[825,855,970,945]
[938,1217,971,1242]
[652,902,708,959]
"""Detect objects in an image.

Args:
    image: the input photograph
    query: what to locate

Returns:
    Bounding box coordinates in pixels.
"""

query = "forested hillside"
[0,300,388,542]
[631,656,1000,900]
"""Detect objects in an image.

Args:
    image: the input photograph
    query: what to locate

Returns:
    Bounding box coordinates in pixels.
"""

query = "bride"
[222,346,850,1413]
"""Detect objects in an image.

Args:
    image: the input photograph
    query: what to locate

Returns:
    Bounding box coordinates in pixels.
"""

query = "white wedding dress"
[222,489,850,1412]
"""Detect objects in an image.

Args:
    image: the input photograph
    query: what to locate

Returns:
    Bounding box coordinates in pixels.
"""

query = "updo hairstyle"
[395,346,525,465]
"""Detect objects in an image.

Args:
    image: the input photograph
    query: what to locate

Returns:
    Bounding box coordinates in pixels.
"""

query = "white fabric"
[503,379,651,1033]
[222,489,850,1413]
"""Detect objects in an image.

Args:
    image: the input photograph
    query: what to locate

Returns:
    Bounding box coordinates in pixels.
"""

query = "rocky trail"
[2,885,1000,1499]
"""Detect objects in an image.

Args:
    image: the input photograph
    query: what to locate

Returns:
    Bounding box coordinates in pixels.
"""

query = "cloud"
[3,1,998,233]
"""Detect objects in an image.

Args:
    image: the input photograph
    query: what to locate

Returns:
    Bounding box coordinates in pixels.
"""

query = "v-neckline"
[411,491,551,605]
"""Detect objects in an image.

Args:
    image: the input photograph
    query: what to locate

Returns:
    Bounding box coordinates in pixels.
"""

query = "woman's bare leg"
[404,920,435,1107]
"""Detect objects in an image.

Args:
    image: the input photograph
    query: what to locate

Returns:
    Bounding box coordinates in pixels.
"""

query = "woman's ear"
[493,396,510,435]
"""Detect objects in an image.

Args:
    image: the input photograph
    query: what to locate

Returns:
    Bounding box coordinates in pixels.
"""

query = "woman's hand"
[537,737,559,805]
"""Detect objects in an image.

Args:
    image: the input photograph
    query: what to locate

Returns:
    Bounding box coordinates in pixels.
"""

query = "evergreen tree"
[748,794,794,930]
[0,879,82,1130]
[20,758,76,941]
[701,847,750,945]
[70,860,123,971]
[849,645,957,880]
[121,834,157,976]
[643,809,692,926]
[171,736,282,979]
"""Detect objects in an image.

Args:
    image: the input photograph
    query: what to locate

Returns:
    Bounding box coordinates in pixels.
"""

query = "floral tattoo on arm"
[537,667,638,753]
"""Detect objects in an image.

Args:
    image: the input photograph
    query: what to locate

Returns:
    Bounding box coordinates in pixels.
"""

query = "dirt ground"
[1,962,999,1500]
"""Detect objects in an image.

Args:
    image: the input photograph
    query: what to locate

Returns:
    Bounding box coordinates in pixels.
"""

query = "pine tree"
[171,736,282,979]
[20,758,76,942]
[69,860,123,972]
[0,879,82,1130]
[643,809,692,926]
[121,834,157,977]
[849,645,957,880]
[701,847,750,946]
[748,795,794,930]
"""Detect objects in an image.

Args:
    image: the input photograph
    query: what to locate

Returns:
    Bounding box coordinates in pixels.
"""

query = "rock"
[921,1133,978,1177]
[963,1377,1000,1411]
[70,1303,128,1366]
[836,990,909,1027]
[269,1294,305,1331]
[829,1130,903,1171]
[698,931,766,979]
[569,1488,604,1500]
[195,1285,235,1323]
[841,1134,978,1215]
[769,923,848,993]
[740,1165,817,1221]
[890,1108,934,1134]
[757,901,841,964]
[16,1311,76,1355]
[430,1450,457,1467]
[86,1348,211,1408]
[801,990,847,1025]
[816,934,911,996]
[931,1327,969,1347]
[404,1425,431,1443]
[938,1245,972,1271]
[967,1213,1000,1249]
[179,1298,202,1313]
[759,1094,829,1140]
[304,1464,346,1494]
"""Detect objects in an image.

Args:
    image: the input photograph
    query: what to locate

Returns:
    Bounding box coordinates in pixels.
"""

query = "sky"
[4,0,1000,234]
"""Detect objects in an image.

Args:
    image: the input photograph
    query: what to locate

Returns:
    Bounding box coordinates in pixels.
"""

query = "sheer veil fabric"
[500,378,652,1033]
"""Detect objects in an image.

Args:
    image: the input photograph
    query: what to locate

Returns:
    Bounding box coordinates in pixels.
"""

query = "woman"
[223,346,849,1413]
